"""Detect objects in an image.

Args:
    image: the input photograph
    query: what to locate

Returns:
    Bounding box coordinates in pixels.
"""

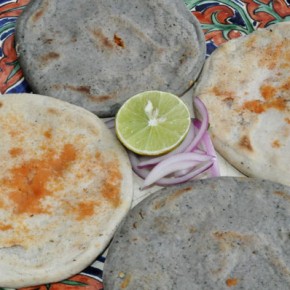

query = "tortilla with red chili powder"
[193,22,290,186]
[0,93,133,287]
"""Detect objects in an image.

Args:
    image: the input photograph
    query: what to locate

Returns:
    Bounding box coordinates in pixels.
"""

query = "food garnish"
[108,95,220,188]
[115,91,191,156]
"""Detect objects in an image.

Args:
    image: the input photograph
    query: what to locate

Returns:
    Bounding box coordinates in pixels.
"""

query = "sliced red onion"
[184,96,209,152]
[127,150,150,179]
[143,161,203,188]
[193,148,207,155]
[142,152,214,188]
[138,121,196,167]
[193,119,220,177]
[174,167,195,177]
[202,133,220,177]
[104,118,115,129]
[154,160,214,187]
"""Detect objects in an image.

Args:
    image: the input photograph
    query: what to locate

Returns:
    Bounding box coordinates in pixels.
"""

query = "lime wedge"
[115,91,191,156]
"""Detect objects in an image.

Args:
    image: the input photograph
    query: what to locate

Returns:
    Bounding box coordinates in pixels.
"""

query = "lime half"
[115,91,191,156]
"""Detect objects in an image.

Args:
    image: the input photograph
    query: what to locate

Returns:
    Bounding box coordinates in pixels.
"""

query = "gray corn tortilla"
[16,0,206,117]
[0,93,133,288]
[193,22,290,187]
[103,177,290,290]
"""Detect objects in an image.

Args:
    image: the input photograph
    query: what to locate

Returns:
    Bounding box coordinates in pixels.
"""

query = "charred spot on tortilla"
[226,278,239,287]
[39,51,60,64]
[114,34,125,48]
[90,28,115,50]
[273,190,290,201]
[46,107,59,115]
[272,139,281,148]
[30,0,49,23]
[239,135,253,152]
[15,0,206,117]
[65,85,91,95]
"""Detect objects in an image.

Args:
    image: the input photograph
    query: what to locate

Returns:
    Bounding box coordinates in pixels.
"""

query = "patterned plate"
[0,0,289,289]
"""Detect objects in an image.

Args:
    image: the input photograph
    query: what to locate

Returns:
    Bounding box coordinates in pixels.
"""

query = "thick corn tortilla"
[0,93,133,288]
[16,0,206,117]
[103,177,290,289]
[193,22,290,186]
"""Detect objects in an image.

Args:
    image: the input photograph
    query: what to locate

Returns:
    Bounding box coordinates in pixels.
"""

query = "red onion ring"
[104,118,115,129]
[184,96,209,152]
[142,152,214,188]
[127,150,150,180]
[193,119,220,177]
[154,160,214,187]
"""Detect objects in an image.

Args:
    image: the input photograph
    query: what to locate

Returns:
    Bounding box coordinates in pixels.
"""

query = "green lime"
[115,90,191,156]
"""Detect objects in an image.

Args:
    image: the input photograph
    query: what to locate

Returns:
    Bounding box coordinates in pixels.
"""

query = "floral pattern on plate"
[0,0,290,289]
[0,0,30,93]
[187,0,290,55]
[19,274,103,290]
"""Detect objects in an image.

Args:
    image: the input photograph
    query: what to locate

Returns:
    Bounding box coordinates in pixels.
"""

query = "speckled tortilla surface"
[0,93,133,288]
[193,22,290,187]
[15,0,205,117]
[103,177,290,290]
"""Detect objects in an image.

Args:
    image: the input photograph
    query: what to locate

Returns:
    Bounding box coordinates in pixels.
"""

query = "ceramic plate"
[0,0,289,289]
